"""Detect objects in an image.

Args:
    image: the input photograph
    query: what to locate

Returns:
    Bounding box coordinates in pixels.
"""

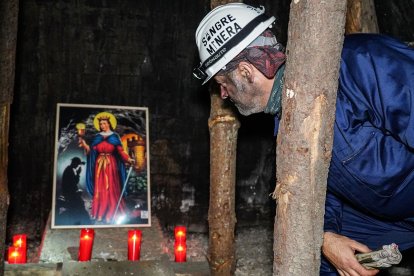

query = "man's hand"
[322,232,380,276]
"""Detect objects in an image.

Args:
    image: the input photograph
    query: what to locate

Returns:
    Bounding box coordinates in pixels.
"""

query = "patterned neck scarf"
[264,64,285,118]
[219,30,286,78]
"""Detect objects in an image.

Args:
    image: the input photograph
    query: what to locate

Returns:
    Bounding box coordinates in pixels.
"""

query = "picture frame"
[52,103,151,228]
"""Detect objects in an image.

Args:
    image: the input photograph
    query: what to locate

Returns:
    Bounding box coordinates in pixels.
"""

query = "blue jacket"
[323,34,414,233]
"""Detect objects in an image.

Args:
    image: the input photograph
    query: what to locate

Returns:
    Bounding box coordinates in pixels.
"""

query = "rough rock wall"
[7,0,414,242]
[8,0,282,240]
[8,0,212,239]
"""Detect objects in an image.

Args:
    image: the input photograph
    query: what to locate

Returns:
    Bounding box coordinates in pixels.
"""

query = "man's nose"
[220,86,228,99]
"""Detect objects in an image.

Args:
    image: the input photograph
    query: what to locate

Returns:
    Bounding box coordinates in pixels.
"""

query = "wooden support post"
[346,0,379,34]
[0,0,19,273]
[208,0,240,276]
[206,1,240,275]
[207,92,240,275]
[273,0,347,275]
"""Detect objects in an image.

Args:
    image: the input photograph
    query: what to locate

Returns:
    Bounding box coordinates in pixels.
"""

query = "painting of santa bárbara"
[52,103,151,228]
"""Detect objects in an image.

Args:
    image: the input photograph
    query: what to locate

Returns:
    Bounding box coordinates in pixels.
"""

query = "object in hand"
[76,123,86,137]
[355,243,402,269]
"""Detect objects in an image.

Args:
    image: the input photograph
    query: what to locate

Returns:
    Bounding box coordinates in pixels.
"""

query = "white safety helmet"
[193,3,276,84]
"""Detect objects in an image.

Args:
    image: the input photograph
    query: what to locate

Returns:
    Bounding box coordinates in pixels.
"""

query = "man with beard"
[193,3,414,276]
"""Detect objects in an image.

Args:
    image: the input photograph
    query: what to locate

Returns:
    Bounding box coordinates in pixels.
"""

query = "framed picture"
[52,103,151,228]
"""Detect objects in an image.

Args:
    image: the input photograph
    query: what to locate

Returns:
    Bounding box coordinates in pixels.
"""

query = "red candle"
[174,226,186,243]
[78,228,95,261]
[174,242,187,262]
[12,234,27,263]
[127,230,142,261]
[8,246,25,264]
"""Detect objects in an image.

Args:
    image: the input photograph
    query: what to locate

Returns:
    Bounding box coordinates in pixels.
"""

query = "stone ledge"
[5,260,210,276]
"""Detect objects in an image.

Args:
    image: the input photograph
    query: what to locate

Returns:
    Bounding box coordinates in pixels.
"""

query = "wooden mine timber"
[346,0,379,34]
[272,1,379,274]
[207,1,240,275]
[273,0,347,275]
[208,0,240,275]
[207,92,240,275]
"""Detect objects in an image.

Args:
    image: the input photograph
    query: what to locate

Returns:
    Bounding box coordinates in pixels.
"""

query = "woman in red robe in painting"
[79,112,134,223]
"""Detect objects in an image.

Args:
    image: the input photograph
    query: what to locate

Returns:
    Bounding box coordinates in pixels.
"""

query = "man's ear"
[237,61,255,83]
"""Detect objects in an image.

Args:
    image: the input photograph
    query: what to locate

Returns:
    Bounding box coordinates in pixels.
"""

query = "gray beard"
[235,103,264,116]
[232,78,264,116]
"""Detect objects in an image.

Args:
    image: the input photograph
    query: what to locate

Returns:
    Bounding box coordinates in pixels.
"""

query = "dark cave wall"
[8,0,282,240]
[375,0,414,42]
[8,0,214,238]
[7,0,414,241]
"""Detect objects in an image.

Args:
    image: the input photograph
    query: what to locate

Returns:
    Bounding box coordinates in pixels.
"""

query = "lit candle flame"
[10,251,19,258]
[15,239,22,247]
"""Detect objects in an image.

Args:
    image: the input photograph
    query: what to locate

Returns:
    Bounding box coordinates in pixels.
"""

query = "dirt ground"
[169,226,414,276]
[162,225,274,276]
[11,221,414,276]
[165,224,414,276]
